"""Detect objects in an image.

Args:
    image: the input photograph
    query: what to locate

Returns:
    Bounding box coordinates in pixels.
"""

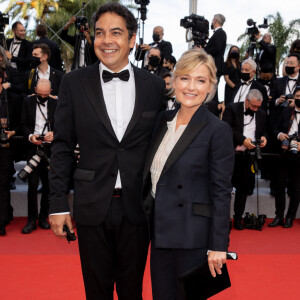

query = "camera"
[36,134,45,141]
[246,18,269,40]
[180,14,209,47]
[17,148,50,181]
[75,16,88,31]
[280,94,294,107]
[281,132,299,154]
[251,139,262,160]
[134,0,150,22]
[0,127,9,147]
[243,212,266,231]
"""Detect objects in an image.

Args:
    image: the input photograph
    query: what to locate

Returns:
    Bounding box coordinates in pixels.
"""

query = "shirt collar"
[37,64,50,75]
[214,26,222,32]
[288,73,299,80]
[99,61,132,75]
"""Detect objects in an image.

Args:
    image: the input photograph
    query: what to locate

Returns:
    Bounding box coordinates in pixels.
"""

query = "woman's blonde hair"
[0,46,10,68]
[173,48,217,102]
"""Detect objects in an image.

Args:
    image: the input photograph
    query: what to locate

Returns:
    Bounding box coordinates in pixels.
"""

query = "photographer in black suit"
[135,25,173,67]
[223,89,267,230]
[20,79,57,234]
[6,21,32,74]
[269,87,300,228]
[143,47,168,78]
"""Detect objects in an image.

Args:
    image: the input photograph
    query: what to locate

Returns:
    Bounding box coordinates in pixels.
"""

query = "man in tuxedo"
[143,47,168,78]
[48,2,165,299]
[162,72,178,111]
[255,32,277,73]
[228,58,268,111]
[223,89,267,230]
[20,79,56,234]
[33,24,63,71]
[24,44,63,97]
[5,21,32,73]
[269,87,300,228]
[135,25,173,68]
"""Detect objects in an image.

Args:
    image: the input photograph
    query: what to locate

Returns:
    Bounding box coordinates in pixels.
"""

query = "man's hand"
[49,94,58,100]
[49,214,73,239]
[5,51,12,60]
[68,16,76,24]
[260,136,267,148]
[5,130,15,139]
[2,82,11,89]
[30,134,43,145]
[277,95,286,105]
[254,30,261,40]
[218,102,225,114]
[140,43,150,51]
[243,137,256,150]
[279,133,289,141]
[208,251,227,277]
[44,131,53,142]
[83,30,92,45]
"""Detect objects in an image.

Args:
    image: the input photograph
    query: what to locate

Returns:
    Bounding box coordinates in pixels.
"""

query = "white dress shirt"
[233,81,252,103]
[37,65,50,80]
[79,40,86,68]
[9,38,21,69]
[236,102,256,151]
[288,110,300,136]
[99,61,135,188]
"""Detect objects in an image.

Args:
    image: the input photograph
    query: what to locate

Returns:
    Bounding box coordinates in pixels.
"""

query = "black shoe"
[38,217,50,229]
[283,217,294,228]
[247,189,254,196]
[0,224,6,236]
[233,216,244,230]
[22,219,37,234]
[10,181,16,190]
[268,217,284,227]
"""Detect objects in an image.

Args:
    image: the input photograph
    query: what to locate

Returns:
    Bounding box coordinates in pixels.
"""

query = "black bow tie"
[13,41,21,45]
[37,100,45,107]
[244,109,255,117]
[241,80,253,86]
[295,110,300,114]
[288,78,297,81]
[102,69,130,83]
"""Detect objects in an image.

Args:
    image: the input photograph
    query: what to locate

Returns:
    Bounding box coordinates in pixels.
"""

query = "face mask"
[149,56,160,67]
[37,95,49,104]
[152,34,160,43]
[230,52,239,59]
[295,99,300,108]
[241,72,251,82]
[31,56,41,68]
[285,66,296,75]
[210,23,214,30]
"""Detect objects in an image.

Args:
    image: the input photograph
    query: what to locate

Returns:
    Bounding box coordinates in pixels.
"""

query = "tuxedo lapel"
[29,97,37,129]
[81,62,117,140]
[238,102,244,132]
[122,65,152,141]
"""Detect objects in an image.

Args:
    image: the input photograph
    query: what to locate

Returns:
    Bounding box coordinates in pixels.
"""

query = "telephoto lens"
[17,151,43,181]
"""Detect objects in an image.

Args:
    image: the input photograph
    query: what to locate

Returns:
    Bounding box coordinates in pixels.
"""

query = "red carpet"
[0,218,300,299]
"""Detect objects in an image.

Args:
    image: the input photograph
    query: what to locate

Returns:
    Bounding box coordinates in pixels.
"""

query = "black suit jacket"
[49,62,165,226]
[256,40,276,72]
[229,80,268,111]
[135,40,173,67]
[3,66,24,94]
[33,37,63,71]
[6,38,33,73]
[24,67,64,96]
[142,105,234,250]
[223,102,267,148]
[204,28,227,77]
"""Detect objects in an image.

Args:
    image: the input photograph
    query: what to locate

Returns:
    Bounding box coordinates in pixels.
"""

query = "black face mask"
[241,72,251,82]
[295,99,300,108]
[230,52,239,59]
[149,56,160,67]
[152,34,160,43]
[31,56,41,68]
[37,95,49,104]
[285,66,296,75]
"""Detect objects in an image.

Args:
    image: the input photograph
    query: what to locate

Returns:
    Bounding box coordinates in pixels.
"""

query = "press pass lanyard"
[37,102,50,134]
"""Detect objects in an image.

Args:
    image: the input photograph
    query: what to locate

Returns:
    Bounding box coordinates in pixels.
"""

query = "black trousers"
[76,195,149,300]
[0,147,14,224]
[232,153,255,217]
[274,155,300,219]
[151,239,207,300]
[27,152,50,219]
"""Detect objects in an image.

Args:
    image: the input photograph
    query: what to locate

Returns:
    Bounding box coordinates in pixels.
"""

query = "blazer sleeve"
[49,74,77,213]
[208,121,235,251]
[60,29,76,46]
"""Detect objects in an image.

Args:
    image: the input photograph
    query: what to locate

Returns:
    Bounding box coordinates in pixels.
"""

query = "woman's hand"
[208,251,227,277]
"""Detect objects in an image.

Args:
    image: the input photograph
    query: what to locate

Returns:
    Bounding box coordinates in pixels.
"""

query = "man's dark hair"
[260,63,273,73]
[33,43,51,61]
[94,2,137,40]
[289,39,300,55]
[162,72,171,80]
[149,47,161,56]
[288,53,300,64]
[36,24,47,37]
[12,21,23,31]
[164,55,177,65]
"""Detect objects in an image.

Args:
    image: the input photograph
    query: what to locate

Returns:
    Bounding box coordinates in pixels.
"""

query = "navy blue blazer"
[142,104,235,251]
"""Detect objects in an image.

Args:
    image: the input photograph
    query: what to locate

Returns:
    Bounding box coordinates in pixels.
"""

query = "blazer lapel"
[29,97,37,129]
[122,65,152,141]
[81,62,117,140]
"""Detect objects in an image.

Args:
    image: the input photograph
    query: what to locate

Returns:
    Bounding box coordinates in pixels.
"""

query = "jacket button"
[177,185,183,189]
[178,203,184,207]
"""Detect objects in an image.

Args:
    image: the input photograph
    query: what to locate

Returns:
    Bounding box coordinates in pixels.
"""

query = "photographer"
[143,47,168,77]
[20,79,57,234]
[135,26,173,67]
[269,87,300,228]
[60,16,97,70]
[223,89,267,230]
[0,68,22,236]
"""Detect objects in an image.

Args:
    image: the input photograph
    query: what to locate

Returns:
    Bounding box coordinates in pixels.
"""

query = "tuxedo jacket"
[142,105,234,250]
[229,80,268,111]
[135,40,173,67]
[204,28,227,77]
[24,67,64,96]
[6,38,33,73]
[33,37,63,71]
[4,66,24,94]
[222,102,267,148]
[256,40,276,72]
[48,62,165,226]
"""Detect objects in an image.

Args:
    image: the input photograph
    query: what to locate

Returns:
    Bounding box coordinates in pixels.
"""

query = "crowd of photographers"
[1,11,300,236]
